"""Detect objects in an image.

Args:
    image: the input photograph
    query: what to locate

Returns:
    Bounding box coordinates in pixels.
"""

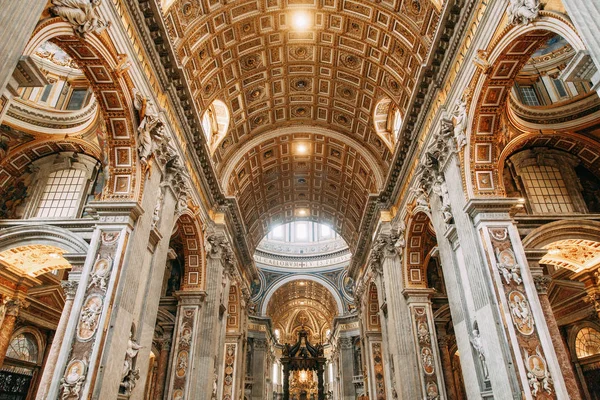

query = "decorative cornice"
[350,0,474,278]
[126,0,253,267]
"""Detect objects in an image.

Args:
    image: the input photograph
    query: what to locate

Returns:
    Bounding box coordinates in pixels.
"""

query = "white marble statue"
[50,0,109,37]
[133,89,163,165]
[469,327,489,379]
[451,96,468,150]
[151,190,164,229]
[507,0,539,25]
[120,331,143,394]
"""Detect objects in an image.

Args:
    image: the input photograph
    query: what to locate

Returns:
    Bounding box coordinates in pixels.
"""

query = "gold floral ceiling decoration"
[161,0,442,250]
[0,245,70,277]
[541,239,600,273]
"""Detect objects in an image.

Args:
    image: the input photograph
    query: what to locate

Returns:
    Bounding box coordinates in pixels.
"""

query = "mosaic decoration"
[171,307,197,399]
[371,341,386,400]
[59,231,122,399]
[221,343,237,400]
[487,227,556,399]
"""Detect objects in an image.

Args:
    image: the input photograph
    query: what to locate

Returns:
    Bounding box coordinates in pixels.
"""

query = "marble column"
[370,222,422,400]
[338,337,355,400]
[250,337,268,400]
[0,298,26,367]
[435,329,458,400]
[35,280,79,400]
[419,137,527,398]
[560,1,600,82]
[532,274,583,400]
[467,199,570,399]
[154,335,172,400]
[0,0,47,94]
[166,229,233,399]
[165,291,205,400]
[404,289,447,400]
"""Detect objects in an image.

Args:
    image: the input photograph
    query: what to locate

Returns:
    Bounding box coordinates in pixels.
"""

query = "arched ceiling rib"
[163,0,442,250]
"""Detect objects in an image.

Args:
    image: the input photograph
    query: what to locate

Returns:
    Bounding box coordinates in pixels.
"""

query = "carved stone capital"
[205,233,232,262]
[533,275,552,295]
[254,338,268,350]
[338,337,353,350]
[61,280,79,299]
[5,299,28,317]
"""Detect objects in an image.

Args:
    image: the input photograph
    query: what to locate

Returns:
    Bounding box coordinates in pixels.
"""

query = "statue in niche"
[211,358,218,400]
[451,95,468,150]
[151,189,164,230]
[133,89,163,166]
[120,328,143,394]
[507,0,540,25]
[469,325,489,380]
[50,0,109,37]
[166,259,181,296]
[432,175,453,223]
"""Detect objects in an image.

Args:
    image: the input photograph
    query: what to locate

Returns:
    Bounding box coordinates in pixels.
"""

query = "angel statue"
[50,0,109,37]
[507,0,540,25]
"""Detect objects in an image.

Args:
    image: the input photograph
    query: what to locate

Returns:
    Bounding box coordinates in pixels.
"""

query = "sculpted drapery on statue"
[120,329,143,395]
[50,0,109,37]
[134,89,166,167]
[507,0,540,25]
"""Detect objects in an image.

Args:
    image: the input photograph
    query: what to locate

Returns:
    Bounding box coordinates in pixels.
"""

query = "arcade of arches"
[2,1,600,399]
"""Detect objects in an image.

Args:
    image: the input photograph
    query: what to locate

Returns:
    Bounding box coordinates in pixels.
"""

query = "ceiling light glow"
[292,12,310,30]
[296,143,308,154]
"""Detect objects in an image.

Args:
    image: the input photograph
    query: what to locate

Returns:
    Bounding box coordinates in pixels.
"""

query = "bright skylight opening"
[272,225,284,238]
[296,222,308,239]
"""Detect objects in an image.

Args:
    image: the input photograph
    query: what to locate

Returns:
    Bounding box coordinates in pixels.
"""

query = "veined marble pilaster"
[165,291,205,400]
[48,223,133,400]
[404,289,447,400]
[470,201,570,399]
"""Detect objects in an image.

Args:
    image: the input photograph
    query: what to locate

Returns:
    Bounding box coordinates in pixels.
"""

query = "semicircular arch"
[465,13,586,197]
[260,274,344,316]
[23,18,142,201]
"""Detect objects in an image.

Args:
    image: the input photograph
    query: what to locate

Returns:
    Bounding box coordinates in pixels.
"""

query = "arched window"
[575,327,600,359]
[23,152,99,219]
[202,100,230,153]
[507,149,588,214]
[34,168,87,218]
[0,330,42,399]
[5,333,39,364]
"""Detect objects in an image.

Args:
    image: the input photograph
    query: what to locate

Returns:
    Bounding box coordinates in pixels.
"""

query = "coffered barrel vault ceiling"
[163,0,442,249]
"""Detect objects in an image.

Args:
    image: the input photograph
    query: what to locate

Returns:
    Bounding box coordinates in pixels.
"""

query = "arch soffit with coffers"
[173,211,206,291]
[223,126,386,251]
[464,13,587,198]
[259,274,344,316]
[220,126,386,190]
[164,0,441,169]
[23,18,142,201]
[403,211,436,289]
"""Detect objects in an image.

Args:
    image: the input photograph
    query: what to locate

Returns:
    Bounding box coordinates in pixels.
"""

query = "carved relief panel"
[483,227,557,399]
